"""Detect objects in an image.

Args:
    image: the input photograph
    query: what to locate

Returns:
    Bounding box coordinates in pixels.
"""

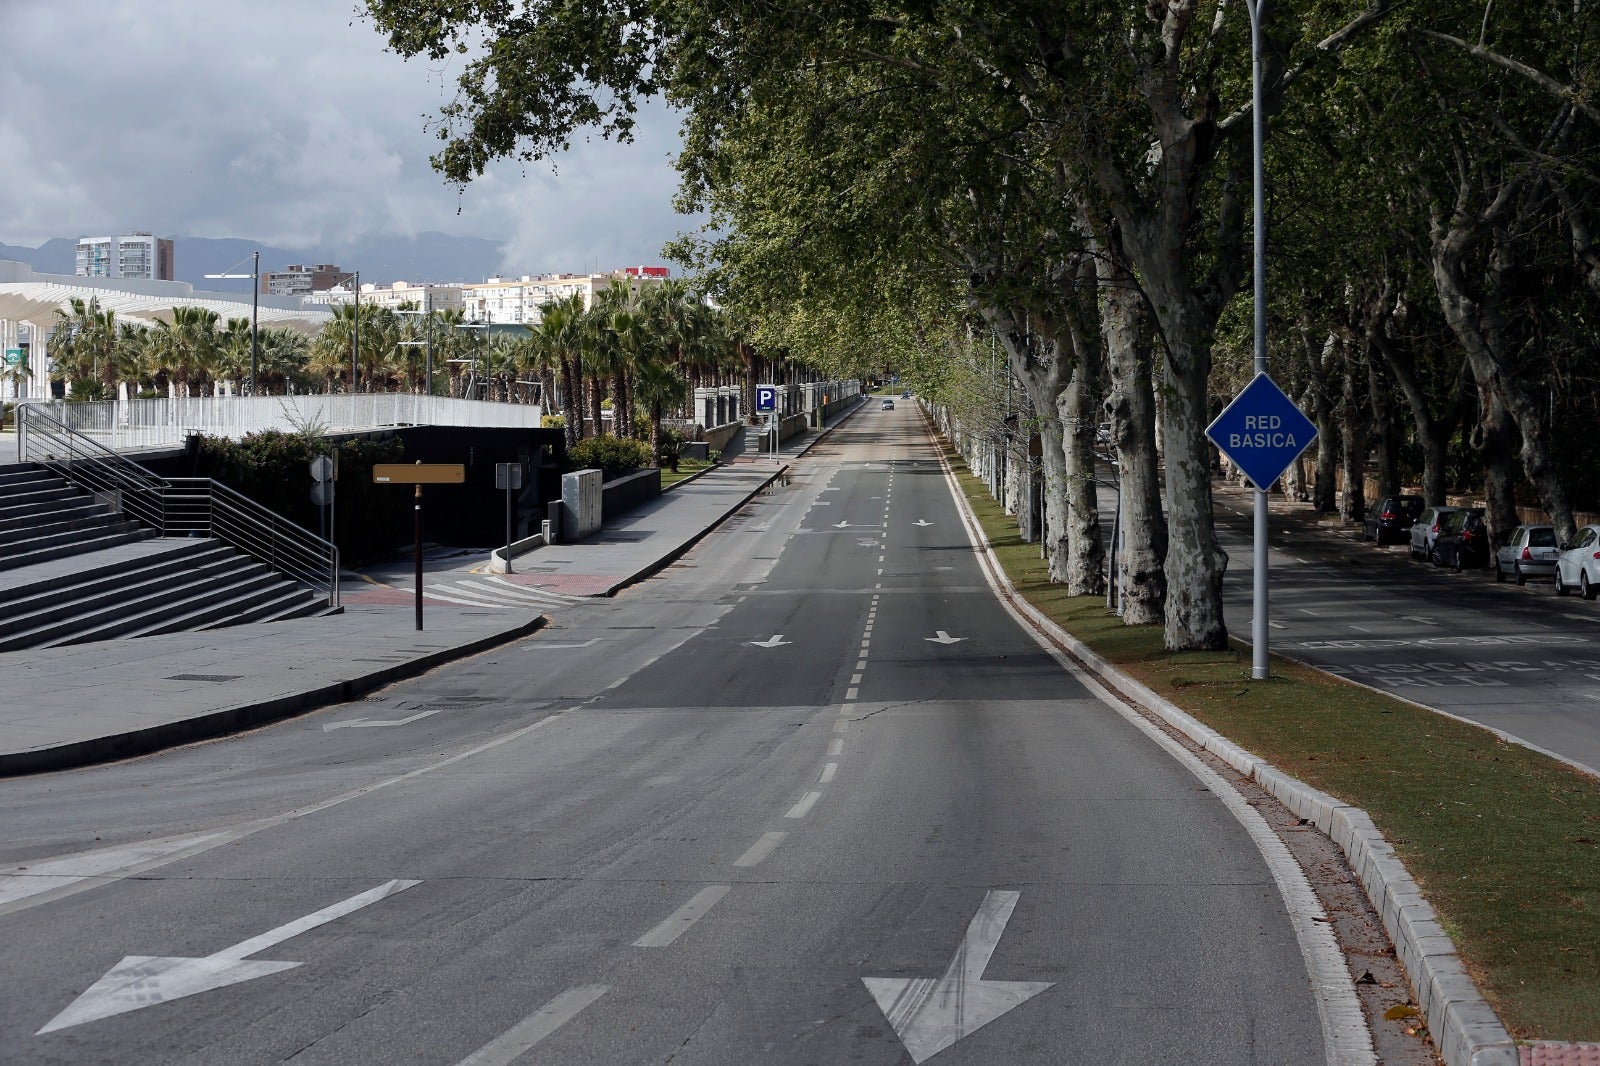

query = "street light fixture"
[203,251,258,394]
[452,320,488,399]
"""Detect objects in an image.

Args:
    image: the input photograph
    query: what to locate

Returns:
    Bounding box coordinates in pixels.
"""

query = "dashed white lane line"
[851,673,863,685]
[455,985,610,1066]
[1348,624,1373,633]
[819,762,838,784]
[833,718,848,732]
[860,639,871,649]
[734,832,786,868]
[828,738,843,756]
[632,885,731,948]
[845,687,859,701]
[856,659,868,670]
[785,791,823,819]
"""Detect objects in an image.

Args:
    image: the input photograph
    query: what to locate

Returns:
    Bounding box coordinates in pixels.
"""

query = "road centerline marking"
[733,832,786,868]
[820,763,838,783]
[454,985,609,1066]
[785,791,823,819]
[632,885,731,948]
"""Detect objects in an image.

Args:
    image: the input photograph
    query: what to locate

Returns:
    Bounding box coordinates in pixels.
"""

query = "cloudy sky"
[0,0,690,273]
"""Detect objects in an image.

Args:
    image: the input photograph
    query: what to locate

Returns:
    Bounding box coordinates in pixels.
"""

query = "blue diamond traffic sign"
[1206,373,1317,490]
[755,384,778,413]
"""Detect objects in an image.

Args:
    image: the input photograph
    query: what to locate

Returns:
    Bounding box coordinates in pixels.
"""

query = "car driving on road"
[881,398,895,410]
[1495,525,1559,585]
[1410,505,1461,564]
[1555,524,1600,599]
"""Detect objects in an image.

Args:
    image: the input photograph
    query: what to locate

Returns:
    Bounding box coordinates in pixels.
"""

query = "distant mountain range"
[0,233,509,289]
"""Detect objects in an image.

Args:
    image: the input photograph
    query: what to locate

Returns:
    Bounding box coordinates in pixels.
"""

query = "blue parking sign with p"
[756,385,778,413]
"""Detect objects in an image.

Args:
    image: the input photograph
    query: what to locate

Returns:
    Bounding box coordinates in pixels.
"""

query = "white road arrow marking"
[925,631,967,645]
[749,634,793,648]
[863,890,1052,1064]
[533,638,602,649]
[913,519,932,527]
[38,879,420,1034]
[833,521,851,528]
[323,709,444,731]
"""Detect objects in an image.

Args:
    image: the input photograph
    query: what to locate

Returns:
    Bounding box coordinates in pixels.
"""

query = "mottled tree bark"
[1099,257,1166,624]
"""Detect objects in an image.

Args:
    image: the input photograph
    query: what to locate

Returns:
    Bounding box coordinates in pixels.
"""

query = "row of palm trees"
[43,283,753,455]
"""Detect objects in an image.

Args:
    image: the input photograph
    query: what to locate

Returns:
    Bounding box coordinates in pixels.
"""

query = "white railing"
[31,394,543,451]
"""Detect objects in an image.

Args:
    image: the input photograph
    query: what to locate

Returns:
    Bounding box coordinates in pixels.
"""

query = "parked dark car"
[1433,508,1490,571]
[1362,494,1425,545]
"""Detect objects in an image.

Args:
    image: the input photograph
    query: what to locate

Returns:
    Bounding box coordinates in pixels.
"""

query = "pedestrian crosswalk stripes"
[422,578,581,611]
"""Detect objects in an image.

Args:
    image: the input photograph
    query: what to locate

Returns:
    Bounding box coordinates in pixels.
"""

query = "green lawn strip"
[659,458,713,490]
[940,442,1600,1041]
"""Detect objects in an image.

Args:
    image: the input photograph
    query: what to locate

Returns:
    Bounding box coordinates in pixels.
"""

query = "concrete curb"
[603,465,790,597]
[0,615,548,776]
[929,423,1520,1066]
[603,396,868,597]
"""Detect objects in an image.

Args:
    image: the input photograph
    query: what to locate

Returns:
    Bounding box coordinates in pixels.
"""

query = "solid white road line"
[785,791,823,819]
[455,985,610,1066]
[820,762,838,783]
[632,885,731,948]
[733,832,787,868]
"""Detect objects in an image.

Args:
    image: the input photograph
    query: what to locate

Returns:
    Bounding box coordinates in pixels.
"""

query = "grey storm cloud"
[0,0,691,273]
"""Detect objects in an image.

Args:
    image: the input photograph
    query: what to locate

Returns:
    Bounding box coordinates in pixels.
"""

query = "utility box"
[561,469,603,541]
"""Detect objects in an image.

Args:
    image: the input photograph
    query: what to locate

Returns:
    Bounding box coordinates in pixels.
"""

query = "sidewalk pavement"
[0,399,867,775]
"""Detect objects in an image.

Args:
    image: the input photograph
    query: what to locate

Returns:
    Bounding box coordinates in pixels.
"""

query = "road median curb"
[927,418,1521,1066]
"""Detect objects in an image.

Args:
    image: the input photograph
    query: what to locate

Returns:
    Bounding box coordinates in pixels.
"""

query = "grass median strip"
[942,443,1600,1042]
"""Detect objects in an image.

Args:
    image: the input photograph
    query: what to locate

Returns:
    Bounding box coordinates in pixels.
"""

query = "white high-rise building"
[74,233,174,280]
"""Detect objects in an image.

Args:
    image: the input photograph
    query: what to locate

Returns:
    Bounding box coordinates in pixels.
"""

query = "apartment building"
[301,280,464,313]
[74,233,174,280]
[460,266,670,326]
[262,263,348,296]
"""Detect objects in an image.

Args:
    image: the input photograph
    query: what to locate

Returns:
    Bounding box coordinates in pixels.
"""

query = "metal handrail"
[16,403,340,608]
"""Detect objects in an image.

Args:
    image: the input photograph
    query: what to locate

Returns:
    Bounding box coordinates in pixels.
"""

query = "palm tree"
[217,317,253,393]
[634,357,689,464]
[153,306,220,396]
[528,295,587,447]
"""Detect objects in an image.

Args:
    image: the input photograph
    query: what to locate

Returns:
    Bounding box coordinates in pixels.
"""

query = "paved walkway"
[0,400,866,774]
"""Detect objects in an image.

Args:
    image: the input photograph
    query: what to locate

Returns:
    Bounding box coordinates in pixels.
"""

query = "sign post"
[494,462,523,574]
[755,385,778,458]
[373,463,466,630]
[1205,372,1317,680]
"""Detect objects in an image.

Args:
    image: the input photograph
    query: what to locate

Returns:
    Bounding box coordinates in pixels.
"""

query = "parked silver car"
[1409,506,1460,563]
[1494,525,1559,585]
[1555,524,1600,600]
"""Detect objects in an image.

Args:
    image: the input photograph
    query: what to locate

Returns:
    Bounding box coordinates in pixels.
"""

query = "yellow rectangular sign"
[373,463,466,485]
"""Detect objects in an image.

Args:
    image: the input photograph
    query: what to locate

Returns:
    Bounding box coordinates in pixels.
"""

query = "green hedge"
[189,430,407,565]
[569,434,653,477]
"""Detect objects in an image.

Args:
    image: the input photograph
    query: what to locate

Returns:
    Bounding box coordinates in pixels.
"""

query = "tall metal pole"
[250,251,259,395]
[351,270,361,394]
[1247,0,1270,680]
[424,289,433,396]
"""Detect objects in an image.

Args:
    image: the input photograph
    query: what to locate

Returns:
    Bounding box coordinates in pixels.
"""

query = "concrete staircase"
[0,465,336,650]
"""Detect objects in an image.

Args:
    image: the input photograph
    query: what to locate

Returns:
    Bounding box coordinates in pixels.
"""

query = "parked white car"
[1409,506,1460,563]
[1554,524,1600,599]
[1495,525,1559,585]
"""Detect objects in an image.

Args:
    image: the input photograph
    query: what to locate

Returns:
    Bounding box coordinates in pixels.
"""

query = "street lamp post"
[203,251,259,394]
[452,320,488,399]
[395,289,434,396]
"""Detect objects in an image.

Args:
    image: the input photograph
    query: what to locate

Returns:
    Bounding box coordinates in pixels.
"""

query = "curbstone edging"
[928,425,1521,1066]
[0,615,549,776]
